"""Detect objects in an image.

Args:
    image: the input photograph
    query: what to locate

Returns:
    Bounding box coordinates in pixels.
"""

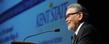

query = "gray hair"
[67,3,87,13]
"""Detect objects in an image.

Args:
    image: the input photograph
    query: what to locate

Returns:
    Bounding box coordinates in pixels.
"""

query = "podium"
[11,42,36,44]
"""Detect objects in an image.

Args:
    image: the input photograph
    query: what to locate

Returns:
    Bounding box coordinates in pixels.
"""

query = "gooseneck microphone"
[23,29,60,42]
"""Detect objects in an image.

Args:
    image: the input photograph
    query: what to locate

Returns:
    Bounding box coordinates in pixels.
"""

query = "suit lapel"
[73,22,87,44]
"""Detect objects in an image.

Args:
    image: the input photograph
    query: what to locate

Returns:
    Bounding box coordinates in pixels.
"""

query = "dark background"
[78,0,108,44]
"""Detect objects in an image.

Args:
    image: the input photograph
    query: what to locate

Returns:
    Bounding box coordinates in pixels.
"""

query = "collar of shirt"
[75,22,84,35]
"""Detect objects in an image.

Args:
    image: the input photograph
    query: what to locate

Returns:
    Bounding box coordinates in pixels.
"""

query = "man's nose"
[65,18,69,23]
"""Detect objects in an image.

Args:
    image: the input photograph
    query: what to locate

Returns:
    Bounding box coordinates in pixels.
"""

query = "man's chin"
[68,26,73,31]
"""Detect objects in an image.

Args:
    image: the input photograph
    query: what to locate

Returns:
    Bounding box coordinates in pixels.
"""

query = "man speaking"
[65,3,97,44]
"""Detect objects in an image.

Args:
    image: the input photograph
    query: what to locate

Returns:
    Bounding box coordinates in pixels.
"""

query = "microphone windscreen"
[54,29,60,32]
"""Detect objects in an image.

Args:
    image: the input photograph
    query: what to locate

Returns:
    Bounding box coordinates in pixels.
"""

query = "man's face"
[65,8,81,31]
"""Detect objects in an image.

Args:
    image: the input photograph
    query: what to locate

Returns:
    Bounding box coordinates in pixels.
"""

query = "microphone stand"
[23,31,53,42]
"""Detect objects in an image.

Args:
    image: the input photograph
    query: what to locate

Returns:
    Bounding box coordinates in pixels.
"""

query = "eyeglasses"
[65,12,79,19]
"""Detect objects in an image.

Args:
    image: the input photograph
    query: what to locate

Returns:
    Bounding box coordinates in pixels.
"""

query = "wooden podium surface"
[11,42,36,44]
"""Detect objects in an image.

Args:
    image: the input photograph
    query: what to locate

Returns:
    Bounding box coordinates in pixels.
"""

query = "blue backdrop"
[0,0,77,44]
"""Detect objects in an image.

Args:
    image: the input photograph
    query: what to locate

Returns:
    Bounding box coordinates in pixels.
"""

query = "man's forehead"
[66,8,77,15]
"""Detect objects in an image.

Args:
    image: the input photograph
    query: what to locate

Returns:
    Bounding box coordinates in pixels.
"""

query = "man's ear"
[77,12,83,21]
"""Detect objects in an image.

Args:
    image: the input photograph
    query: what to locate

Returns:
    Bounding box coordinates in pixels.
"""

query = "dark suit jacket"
[73,22,97,44]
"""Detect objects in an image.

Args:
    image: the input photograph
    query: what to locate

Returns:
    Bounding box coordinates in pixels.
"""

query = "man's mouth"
[67,20,71,24]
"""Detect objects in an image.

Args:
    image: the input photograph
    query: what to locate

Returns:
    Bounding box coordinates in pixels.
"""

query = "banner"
[0,0,77,44]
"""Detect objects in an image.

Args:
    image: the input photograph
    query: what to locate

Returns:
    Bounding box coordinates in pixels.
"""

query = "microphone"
[54,28,60,32]
[23,29,60,42]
